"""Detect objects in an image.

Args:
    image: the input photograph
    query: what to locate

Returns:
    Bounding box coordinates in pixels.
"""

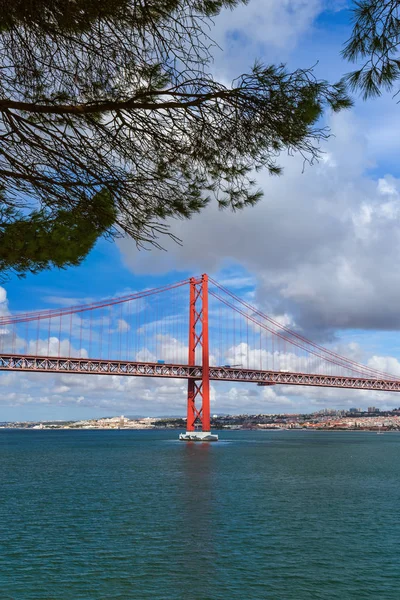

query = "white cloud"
[0,286,10,318]
[368,356,400,377]
[212,0,324,75]
[116,319,130,333]
[27,337,88,358]
[118,110,400,337]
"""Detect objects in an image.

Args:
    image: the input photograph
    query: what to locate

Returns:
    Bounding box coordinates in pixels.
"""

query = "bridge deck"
[1,354,400,392]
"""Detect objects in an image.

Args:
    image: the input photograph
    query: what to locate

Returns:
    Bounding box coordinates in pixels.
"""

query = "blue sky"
[2,1,400,421]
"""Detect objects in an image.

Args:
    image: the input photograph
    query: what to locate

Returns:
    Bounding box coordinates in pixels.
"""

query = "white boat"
[179,431,218,442]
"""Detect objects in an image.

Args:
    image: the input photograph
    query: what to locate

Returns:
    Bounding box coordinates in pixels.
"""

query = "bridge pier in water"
[179,274,218,442]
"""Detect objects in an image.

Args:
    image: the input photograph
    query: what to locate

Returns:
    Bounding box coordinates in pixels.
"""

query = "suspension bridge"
[1,274,399,440]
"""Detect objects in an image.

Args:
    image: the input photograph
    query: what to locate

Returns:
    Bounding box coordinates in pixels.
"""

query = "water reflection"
[178,442,218,583]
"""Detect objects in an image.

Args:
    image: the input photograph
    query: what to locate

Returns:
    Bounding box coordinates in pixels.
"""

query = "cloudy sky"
[2,0,400,421]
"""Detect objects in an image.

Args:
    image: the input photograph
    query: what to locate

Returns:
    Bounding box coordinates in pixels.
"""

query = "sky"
[2,0,400,421]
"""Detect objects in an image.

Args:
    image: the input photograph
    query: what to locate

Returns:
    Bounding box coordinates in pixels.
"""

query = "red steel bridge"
[1,274,400,437]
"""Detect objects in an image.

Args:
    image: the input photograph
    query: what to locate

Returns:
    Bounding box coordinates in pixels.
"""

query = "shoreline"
[0,426,398,432]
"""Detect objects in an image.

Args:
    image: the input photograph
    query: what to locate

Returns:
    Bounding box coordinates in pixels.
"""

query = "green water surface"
[1,429,399,599]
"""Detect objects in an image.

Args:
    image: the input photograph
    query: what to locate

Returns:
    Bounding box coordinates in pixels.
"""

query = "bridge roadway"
[1,354,400,392]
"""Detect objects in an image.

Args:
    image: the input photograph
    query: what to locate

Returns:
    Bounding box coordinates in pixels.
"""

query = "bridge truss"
[1,354,400,393]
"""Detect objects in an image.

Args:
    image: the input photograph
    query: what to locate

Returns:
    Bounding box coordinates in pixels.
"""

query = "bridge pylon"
[179,274,218,442]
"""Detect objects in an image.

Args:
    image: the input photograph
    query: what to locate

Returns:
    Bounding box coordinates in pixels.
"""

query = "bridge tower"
[179,274,218,442]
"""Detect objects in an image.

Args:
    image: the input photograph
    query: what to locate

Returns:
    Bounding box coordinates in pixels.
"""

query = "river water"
[1,429,399,599]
